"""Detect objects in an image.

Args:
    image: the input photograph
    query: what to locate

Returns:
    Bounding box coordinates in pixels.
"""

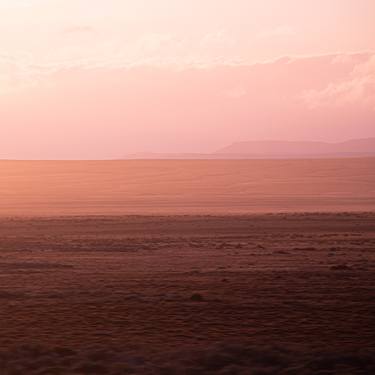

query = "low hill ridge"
[123,138,375,159]
[215,138,375,155]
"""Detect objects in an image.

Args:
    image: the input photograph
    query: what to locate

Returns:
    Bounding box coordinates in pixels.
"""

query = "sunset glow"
[1,3,375,373]
[1,0,374,158]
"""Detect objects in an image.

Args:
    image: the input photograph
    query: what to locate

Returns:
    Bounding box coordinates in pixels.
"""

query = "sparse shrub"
[190,293,204,302]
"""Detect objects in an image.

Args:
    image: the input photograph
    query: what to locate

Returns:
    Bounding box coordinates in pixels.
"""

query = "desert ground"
[1,158,374,215]
[0,159,374,374]
[0,213,374,374]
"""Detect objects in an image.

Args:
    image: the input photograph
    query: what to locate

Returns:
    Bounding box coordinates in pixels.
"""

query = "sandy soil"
[0,213,374,374]
[1,158,375,215]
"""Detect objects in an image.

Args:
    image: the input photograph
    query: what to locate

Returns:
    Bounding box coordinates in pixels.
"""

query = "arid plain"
[1,158,374,215]
[0,159,375,374]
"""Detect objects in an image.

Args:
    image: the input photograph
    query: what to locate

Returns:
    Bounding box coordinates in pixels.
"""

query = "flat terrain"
[0,213,374,374]
[1,158,375,215]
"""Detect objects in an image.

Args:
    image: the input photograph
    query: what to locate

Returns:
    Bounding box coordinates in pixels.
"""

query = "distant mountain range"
[123,138,375,159]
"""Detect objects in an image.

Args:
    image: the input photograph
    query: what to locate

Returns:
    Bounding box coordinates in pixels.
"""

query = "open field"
[0,213,374,374]
[1,158,375,215]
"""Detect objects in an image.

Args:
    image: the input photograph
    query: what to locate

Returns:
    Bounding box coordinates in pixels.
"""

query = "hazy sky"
[1,0,374,158]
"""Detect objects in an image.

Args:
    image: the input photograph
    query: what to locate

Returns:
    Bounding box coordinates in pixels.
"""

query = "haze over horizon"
[1,5,375,373]
[1,0,375,159]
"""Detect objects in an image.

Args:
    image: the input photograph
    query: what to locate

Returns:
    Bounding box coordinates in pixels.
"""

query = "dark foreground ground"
[0,213,374,374]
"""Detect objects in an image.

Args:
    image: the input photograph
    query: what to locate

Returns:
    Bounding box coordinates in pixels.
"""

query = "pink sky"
[1,0,375,159]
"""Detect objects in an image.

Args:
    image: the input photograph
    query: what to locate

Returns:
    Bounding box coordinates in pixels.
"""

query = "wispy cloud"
[302,55,375,110]
[1,51,375,158]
